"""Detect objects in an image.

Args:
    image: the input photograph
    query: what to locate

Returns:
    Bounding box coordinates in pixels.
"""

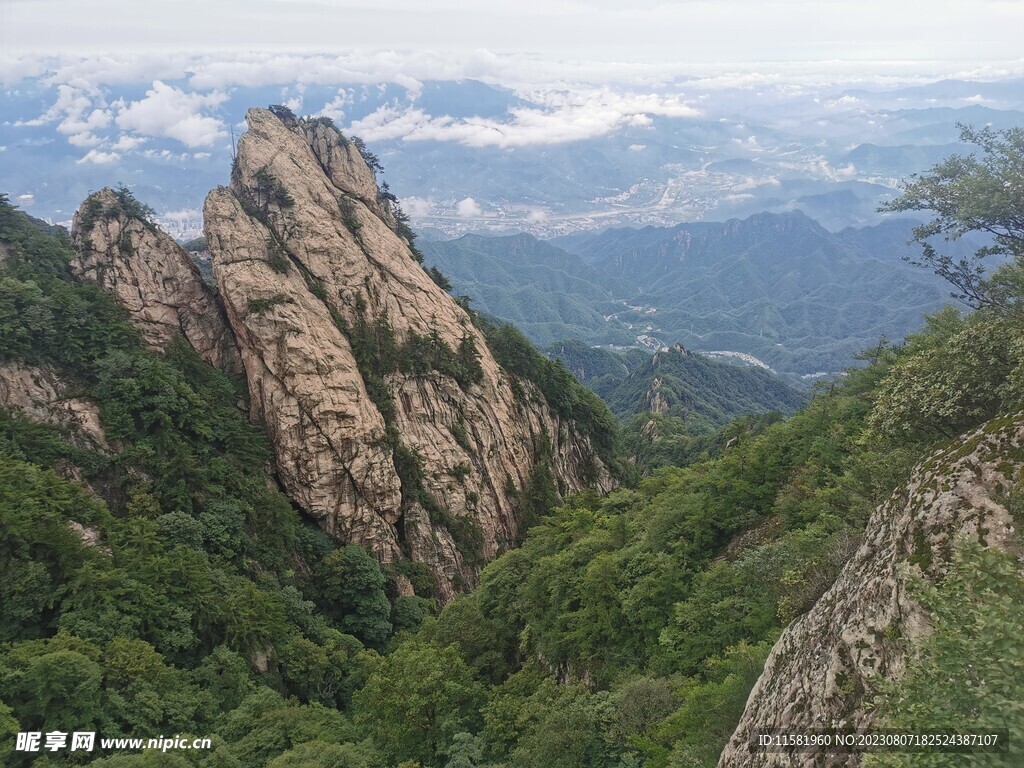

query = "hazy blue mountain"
[880,106,1024,144]
[562,211,954,374]
[843,142,971,177]
[839,78,1024,105]
[414,80,529,118]
[419,233,636,346]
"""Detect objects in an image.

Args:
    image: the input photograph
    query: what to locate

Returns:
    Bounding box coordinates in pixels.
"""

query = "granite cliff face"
[71,187,240,372]
[0,362,108,454]
[719,416,1024,767]
[65,111,612,598]
[180,108,612,598]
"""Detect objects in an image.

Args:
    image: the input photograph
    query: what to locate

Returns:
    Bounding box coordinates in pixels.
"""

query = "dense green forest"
[2,125,1024,767]
[546,340,803,430]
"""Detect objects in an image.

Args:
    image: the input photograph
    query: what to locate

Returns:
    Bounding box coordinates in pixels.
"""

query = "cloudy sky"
[3,0,1024,63]
[2,0,1023,196]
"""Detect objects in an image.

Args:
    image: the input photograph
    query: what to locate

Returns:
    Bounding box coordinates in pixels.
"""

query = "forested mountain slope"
[423,214,962,375]
[597,343,804,429]
[557,211,954,374]
[2,124,1024,768]
[420,233,634,346]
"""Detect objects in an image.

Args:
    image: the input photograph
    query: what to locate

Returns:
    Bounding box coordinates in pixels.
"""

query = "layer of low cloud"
[77,148,120,164]
[5,1,1024,66]
[5,48,1024,165]
[348,89,699,148]
[7,50,1024,95]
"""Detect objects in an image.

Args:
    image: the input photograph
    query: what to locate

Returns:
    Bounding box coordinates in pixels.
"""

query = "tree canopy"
[882,124,1024,312]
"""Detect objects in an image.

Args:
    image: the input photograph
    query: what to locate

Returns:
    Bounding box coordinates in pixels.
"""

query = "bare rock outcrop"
[719,416,1024,767]
[71,188,240,371]
[0,361,108,453]
[205,108,613,598]
[204,184,406,561]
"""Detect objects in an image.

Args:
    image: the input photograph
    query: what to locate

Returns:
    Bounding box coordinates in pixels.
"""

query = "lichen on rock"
[718,416,1024,767]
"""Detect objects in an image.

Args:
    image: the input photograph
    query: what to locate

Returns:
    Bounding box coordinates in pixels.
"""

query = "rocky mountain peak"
[71,186,240,372]
[201,107,613,598]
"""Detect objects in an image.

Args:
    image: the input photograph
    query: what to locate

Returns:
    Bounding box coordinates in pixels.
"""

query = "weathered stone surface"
[71,188,240,371]
[205,108,612,598]
[719,416,1024,768]
[293,118,390,221]
[68,520,104,548]
[204,185,406,562]
[0,361,108,452]
[646,377,671,414]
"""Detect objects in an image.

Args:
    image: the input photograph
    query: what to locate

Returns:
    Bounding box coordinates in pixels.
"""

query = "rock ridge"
[718,415,1024,768]
[202,108,613,598]
[71,187,241,372]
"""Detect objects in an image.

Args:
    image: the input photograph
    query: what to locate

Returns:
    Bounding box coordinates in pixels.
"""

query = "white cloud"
[162,207,202,222]
[115,81,227,147]
[456,197,482,217]
[825,94,862,109]
[348,105,432,142]
[319,88,355,122]
[39,53,192,88]
[348,88,699,148]
[402,196,432,217]
[16,193,34,206]
[77,149,120,165]
[18,84,111,137]
[0,54,48,86]
[627,143,646,151]
[8,51,1024,107]
[111,134,147,151]
[59,107,111,135]
[67,132,102,147]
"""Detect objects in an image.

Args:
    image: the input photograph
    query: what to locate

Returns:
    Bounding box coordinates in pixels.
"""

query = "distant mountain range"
[424,211,963,375]
[3,62,1023,237]
[418,234,633,346]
